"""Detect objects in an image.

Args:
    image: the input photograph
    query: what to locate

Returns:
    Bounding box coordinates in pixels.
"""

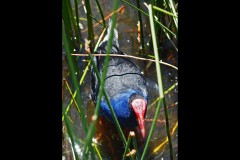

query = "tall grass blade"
[85,28,128,148]
[62,1,81,78]
[83,1,121,159]
[62,79,81,122]
[62,1,75,53]
[162,93,174,159]
[85,0,95,51]
[122,133,133,160]
[62,60,91,121]
[93,143,103,160]
[141,99,163,160]
[63,25,96,159]
[74,0,81,45]
[148,82,178,110]
[165,0,178,33]
[132,132,139,159]
[88,52,129,145]
[63,24,88,134]
[88,27,135,159]
[88,52,134,160]
[144,4,173,160]
[65,0,80,47]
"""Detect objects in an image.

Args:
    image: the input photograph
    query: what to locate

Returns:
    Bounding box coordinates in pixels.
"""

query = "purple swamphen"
[91,18,148,138]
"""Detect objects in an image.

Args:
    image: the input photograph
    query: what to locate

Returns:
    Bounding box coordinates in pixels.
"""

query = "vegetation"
[62,0,178,159]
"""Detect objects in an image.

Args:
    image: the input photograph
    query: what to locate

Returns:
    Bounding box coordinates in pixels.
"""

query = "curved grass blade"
[90,15,106,27]
[72,53,178,70]
[95,0,106,27]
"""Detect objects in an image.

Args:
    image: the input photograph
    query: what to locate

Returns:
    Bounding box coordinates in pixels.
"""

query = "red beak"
[131,98,147,138]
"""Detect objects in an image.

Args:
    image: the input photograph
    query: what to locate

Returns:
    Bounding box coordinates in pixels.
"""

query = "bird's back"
[91,19,148,128]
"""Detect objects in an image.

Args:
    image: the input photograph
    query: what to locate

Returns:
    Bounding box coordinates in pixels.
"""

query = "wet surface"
[63,0,178,159]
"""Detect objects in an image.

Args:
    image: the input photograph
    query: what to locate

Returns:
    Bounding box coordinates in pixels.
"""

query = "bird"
[91,18,148,139]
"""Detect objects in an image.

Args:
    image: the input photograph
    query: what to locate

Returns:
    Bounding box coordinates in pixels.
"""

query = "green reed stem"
[122,0,176,37]
[162,95,173,157]
[80,60,91,84]
[95,0,106,27]
[90,15,105,27]
[85,0,95,51]
[132,132,139,159]
[83,1,121,159]
[74,0,81,45]
[62,80,80,121]
[88,52,131,154]
[62,1,71,36]
[93,143,103,160]
[66,0,80,46]
[141,98,163,160]
[146,4,173,160]
[88,28,134,159]
[165,0,178,33]
[152,5,177,17]
[63,25,96,160]
[62,0,81,76]
[148,82,178,110]
[62,61,91,121]
[63,24,88,134]
[122,133,133,160]
[88,54,128,141]
[62,1,75,52]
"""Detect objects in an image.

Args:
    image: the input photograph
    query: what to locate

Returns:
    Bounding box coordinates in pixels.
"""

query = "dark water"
[62,0,178,159]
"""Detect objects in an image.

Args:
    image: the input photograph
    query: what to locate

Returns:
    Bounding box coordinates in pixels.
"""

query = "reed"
[62,0,178,159]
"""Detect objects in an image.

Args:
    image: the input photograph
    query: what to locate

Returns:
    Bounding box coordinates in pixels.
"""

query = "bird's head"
[129,94,147,138]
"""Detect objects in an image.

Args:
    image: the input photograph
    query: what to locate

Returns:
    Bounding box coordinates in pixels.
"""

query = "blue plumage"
[100,89,147,127]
